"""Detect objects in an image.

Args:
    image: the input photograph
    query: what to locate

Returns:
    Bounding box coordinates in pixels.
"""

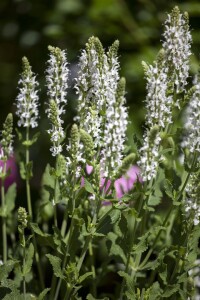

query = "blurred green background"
[1,0,200,180]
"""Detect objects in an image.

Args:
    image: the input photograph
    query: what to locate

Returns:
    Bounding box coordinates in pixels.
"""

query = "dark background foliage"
[0,0,200,180]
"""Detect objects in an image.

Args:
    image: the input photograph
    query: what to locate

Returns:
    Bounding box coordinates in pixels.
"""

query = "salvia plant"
[1,6,200,300]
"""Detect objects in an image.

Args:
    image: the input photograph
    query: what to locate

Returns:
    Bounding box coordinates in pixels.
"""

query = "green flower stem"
[64,284,73,300]
[77,235,91,273]
[89,240,96,297]
[26,128,32,218]
[53,156,59,228]
[53,252,68,300]
[119,217,136,300]
[1,162,7,263]
[54,165,77,300]
[33,236,45,290]
[25,128,45,289]
[53,216,76,300]
[23,246,26,300]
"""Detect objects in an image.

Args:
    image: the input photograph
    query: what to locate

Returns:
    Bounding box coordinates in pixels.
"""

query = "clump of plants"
[0,6,200,300]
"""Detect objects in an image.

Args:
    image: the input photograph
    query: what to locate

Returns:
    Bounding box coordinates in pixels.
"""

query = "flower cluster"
[75,37,128,178]
[182,76,200,154]
[185,168,200,226]
[65,125,86,178]
[101,77,128,177]
[138,7,192,182]
[16,57,39,128]
[75,37,107,148]
[46,46,69,156]
[163,6,192,94]
[138,127,161,182]
[142,58,173,129]
[0,113,13,161]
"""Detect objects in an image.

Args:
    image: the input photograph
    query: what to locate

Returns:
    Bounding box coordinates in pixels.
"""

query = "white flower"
[46,46,69,156]
[138,129,161,182]
[100,77,128,178]
[162,6,192,93]
[182,76,200,153]
[143,61,173,128]
[16,57,39,128]
[185,168,200,226]
[75,37,106,148]
[1,114,13,160]
[46,46,68,107]
[75,38,128,178]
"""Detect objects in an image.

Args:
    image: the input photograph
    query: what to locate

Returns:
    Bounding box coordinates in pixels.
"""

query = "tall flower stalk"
[0,113,13,263]
[15,57,44,289]
[46,46,69,227]
[16,56,39,218]
[163,6,192,95]
[138,6,192,182]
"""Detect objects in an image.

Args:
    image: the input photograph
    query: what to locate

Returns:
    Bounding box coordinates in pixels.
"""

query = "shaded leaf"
[84,178,95,194]
[23,243,34,276]
[0,260,18,281]
[78,272,93,283]
[38,288,51,300]
[5,183,17,215]
[46,254,64,279]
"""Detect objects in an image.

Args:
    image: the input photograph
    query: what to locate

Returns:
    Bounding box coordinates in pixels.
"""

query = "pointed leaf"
[5,183,17,215]
[78,272,93,283]
[23,243,34,276]
[84,178,95,194]
[46,254,64,279]
[38,288,51,300]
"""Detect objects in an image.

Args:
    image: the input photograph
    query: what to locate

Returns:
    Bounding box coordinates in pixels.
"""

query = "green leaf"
[78,272,93,283]
[132,232,149,255]
[164,180,174,199]
[38,288,51,300]
[19,161,33,180]
[30,223,50,237]
[15,128,23,141]
[25,161,33,179]
[159,263,167,285]
[84,178,95,194]
[23,243,34,276]
[52,226,66,254]
[118,271,135,297]
[141,248,167,271]
[148,194,161,206]
[162,284,180,297]
[5,183,17,215]
[46,254,64,279]
[97,208,121,234]
[19,162,26,180]
[1,279,20,299]
[148,282,163,300]
[0,260,18,281]
[106,232,127,263]
[160,147,174,155]
[22,132,40,147]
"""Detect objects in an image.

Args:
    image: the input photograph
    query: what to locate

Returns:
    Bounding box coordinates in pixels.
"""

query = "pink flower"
[0,154,18,190]
[82,164,141,200]
[114,166,141,198]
